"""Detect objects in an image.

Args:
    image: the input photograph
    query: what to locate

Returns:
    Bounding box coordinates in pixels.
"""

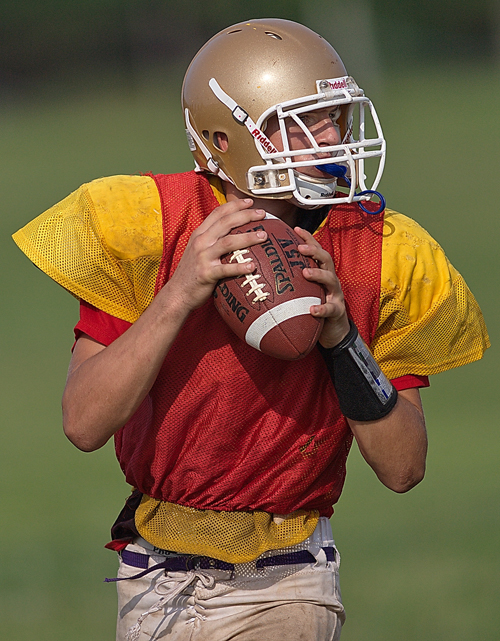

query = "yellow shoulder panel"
[12,175,162,322]
[373,210,490,378]
[380,209,457,324]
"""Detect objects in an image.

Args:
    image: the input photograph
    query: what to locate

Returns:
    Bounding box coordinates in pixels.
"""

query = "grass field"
[1,64,498,640]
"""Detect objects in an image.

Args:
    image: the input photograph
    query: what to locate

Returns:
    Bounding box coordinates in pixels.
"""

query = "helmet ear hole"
[213,132,228,152]
[202,130,210,141]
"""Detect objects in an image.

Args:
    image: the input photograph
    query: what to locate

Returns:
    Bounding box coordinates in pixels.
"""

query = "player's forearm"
[349,389,428,493]
[62,288,190,452]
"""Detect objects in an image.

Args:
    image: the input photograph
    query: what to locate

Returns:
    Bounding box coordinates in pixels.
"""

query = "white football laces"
[229,249,270,303]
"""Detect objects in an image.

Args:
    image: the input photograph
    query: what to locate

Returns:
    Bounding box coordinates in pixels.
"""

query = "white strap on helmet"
[209,78,280,157]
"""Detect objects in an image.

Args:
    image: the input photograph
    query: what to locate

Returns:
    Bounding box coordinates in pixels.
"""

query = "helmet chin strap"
[318,163,386,215]
[293,172,338,208]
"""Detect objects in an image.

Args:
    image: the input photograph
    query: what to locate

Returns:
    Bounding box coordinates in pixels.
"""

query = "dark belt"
[105,547,335,583]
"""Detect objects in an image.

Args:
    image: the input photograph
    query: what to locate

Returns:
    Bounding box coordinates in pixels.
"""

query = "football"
[213,215,325,360]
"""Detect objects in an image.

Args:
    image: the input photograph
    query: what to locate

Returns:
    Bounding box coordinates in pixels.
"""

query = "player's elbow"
[385,464,426,493]
[62,402,108,452]
[63,421,106,452]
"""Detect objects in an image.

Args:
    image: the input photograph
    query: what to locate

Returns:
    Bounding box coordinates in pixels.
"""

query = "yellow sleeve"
[372,209,490,379]
[12,175,163,323]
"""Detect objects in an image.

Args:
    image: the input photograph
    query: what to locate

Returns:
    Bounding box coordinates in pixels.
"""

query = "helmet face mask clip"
[182,19,386,208]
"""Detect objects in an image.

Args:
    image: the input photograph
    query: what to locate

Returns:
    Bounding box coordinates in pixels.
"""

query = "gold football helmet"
[182,18,385,207]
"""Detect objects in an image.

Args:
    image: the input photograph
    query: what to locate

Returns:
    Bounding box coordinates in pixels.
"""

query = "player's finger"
[309,300,341,318]
[209,227,268,259]
[211,208,268,242]
[294,227,335,270]
[197,199,265,238]
[302,265,341,295]
[299,244,333,270]
[208,259,259,283]
[293,226,324,249]
[194,208,267,255]
[192,226,267,269]
[296,241,332,266]
[195,198,254,234]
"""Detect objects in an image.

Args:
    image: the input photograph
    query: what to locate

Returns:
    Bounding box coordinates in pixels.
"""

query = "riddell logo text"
[327,79,348,91]
[251,129,279,155]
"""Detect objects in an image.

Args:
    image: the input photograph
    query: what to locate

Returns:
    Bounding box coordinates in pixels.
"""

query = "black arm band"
[318,320,398,422]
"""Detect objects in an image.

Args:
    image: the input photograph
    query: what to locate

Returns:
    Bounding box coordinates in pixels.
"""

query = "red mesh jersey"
[114,171,385,517]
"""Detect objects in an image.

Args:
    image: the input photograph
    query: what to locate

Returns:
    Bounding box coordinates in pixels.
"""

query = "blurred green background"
[1,1,498,639]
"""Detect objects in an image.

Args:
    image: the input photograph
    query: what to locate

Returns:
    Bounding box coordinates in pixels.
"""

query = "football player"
[13,18,489,641]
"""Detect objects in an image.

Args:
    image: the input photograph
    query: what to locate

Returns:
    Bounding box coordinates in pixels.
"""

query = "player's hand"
[165,199,268,311]
[294,226,350,349]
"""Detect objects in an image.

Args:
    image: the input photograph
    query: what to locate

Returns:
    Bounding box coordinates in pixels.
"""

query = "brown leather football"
[213,216,325,360]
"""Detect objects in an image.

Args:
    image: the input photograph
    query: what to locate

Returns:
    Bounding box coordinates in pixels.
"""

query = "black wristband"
[318,320,398,422]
